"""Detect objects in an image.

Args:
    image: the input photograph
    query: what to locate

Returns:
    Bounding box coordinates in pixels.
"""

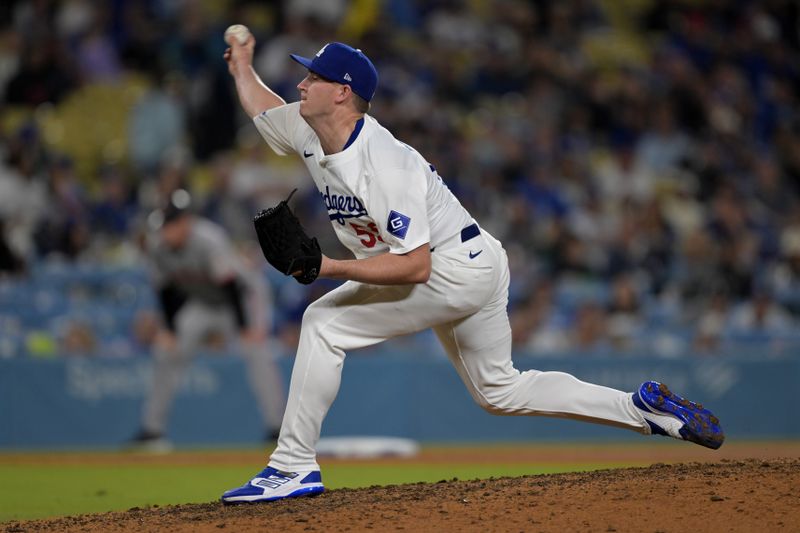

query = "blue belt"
[431,223,479,252]
[460,223,480,242]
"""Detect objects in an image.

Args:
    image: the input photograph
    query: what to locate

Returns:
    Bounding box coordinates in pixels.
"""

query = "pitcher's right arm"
[224,34,286,118]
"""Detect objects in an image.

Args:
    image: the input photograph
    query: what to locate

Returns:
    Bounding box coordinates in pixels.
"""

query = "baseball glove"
[254,189,321,284]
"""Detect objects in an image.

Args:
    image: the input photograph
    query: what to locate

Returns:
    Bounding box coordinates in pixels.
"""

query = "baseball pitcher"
[220,35,724,503]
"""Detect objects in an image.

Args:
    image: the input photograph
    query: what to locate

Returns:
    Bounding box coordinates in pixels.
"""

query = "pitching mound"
[4,458,798,532]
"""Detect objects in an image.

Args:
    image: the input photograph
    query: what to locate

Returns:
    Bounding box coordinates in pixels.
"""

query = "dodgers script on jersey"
[253,102,473,259]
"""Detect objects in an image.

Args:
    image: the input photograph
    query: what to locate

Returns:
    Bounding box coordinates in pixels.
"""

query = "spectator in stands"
[768,219,800,315]
[693,292,730,355]
[73,7,122,83]
[0,217,25,276]
[510,280,562,352]
[127,68,187,176]
[727,290,794,338]
[160,2,238,161]
[674,228,719,303]
[634,102,690,177]
[33,157,90,260]
[4,37,76,106]
[59,319,98,357]
[570,301,610,354]
[89,166,139,240]
[0,125,49,258]
[129,190,285,450]
[201,152,256,242]
[606,274,644,351]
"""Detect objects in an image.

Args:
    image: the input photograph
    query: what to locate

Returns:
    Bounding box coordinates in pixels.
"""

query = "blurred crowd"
[1,0,800,359]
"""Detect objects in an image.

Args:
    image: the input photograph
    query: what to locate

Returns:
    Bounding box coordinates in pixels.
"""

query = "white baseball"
[224,24,251,46]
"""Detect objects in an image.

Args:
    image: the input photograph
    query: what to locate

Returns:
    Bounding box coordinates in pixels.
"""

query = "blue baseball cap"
[290,42,378,102]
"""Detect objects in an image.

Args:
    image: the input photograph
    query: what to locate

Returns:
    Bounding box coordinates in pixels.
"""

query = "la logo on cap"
[316,44,328,57]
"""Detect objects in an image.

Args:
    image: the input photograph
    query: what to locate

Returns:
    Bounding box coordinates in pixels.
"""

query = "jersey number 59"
[350,222,384,248]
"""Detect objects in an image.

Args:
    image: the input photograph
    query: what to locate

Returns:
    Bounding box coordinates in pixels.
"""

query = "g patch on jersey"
[387,210,411,239]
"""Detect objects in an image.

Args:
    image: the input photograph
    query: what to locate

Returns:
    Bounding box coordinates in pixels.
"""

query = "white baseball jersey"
[253,102,474,258]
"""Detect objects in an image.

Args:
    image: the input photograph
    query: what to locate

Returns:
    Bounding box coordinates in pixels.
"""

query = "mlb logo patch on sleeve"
[387,210,411,239]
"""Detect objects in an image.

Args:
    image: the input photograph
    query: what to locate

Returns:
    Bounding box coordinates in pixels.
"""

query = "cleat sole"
[221,486,324,505]
[639,381,725,450]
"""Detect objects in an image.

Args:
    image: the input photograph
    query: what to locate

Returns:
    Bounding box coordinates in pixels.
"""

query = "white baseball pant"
[269,229,648,472]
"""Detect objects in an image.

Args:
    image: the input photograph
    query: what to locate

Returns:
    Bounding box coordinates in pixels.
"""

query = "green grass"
[0,464,248,522]
[0,460,627,522]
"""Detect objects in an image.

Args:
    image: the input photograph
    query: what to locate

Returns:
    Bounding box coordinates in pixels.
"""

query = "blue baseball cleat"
[633,381,725,450]
[221,467,324,504]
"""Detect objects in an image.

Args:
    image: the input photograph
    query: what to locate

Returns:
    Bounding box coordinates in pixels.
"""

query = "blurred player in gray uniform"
[130,190,286,450]
[220,37,724,503]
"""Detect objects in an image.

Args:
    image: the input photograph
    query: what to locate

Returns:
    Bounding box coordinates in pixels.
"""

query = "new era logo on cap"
[290,42,379,102]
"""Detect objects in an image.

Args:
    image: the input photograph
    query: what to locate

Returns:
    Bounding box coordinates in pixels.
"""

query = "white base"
[316,436,420,459]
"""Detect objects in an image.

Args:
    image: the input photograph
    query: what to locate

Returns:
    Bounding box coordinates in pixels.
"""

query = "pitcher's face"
[297,71,343,119]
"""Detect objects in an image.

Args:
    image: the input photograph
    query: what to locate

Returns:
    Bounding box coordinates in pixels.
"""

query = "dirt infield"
[2,439,797,467]
[4,458,798,532]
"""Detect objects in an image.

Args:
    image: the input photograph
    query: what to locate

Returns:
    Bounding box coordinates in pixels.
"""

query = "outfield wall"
[0,353,796,448]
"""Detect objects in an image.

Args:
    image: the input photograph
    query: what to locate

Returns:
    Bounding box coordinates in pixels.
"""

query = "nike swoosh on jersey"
[303,150,314,158]
[469,250,483,259]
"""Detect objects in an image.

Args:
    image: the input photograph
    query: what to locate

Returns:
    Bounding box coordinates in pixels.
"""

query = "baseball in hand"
[224,24,251,46]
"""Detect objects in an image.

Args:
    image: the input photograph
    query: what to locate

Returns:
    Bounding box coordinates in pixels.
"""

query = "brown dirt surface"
[3,439,796,466]
[4,458,798,533]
